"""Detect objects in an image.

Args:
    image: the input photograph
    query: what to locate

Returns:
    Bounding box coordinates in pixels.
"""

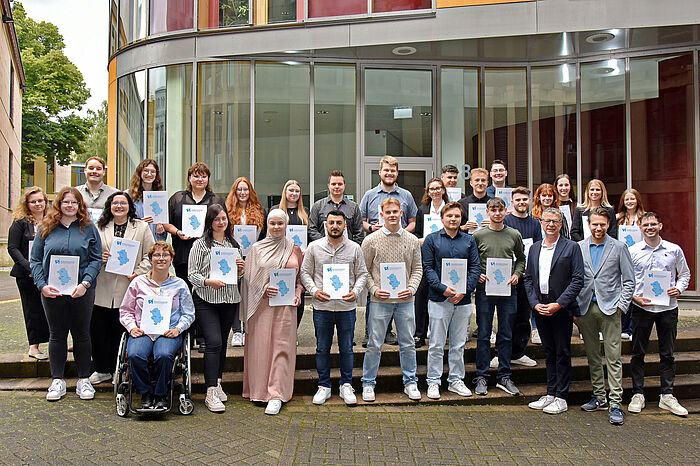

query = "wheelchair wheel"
[114,333,129,398]
[116,394,129,417]
[178,394,194,415]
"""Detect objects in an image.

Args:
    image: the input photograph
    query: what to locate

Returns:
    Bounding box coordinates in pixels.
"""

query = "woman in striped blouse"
[188,204,244,412]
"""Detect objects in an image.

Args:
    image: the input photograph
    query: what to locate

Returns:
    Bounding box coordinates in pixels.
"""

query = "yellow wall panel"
[107,59,117,187]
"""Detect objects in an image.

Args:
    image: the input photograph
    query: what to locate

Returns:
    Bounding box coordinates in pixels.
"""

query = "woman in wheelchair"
[119,241,195,410]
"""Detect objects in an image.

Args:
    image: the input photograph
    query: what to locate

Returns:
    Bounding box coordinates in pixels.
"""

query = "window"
[8,149,12,207]
[268,0,296,23]
[117,71,146,189]
[198,0,250,29]
[308,0,366,18]
[373,0,432,13]
[150,0,194,34]
[119,0,147,47]
[9,65,14,121]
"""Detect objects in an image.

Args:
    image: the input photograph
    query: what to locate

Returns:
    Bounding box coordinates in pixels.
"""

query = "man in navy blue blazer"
[523,207,584,415]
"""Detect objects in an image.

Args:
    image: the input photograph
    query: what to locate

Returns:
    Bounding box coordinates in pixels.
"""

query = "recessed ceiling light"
[392,46,417,56]
[585,32,615,44]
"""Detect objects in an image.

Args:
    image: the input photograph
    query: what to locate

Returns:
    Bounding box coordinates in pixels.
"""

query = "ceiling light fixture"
[392,46,417,56]
[585,32,615,44]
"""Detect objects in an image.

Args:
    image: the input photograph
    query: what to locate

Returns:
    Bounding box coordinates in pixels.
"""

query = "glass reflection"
[150,0,194,34]
[198,0,250,29]
[268,0,296,23]
[117,71,146,189]
[373,0,432,13]
[308,0,366,18]
[119,0,146,47]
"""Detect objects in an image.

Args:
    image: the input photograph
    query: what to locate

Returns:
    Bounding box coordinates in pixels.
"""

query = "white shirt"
[429,201,445,215]
[538,238,559,295]
[381,225,404,236]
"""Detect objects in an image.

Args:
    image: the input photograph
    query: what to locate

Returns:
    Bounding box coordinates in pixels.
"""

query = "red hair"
[225,177,265,229]
[532,184,560,220]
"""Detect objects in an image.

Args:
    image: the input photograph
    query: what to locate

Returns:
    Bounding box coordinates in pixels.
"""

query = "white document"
[485,257,512,296]
[233,225,258,257]
[441,258,467,294]
[48,255,79,295]
[468,204,488,234]
[28,240,34,257]
[140,295,172,336]
[495,188,514,213]
[105,238,140,276]
[376,204,384,226]
[643,270,672,306]
[523,238,534,259]
[323,263,350,299]
[423,214,443,238]
[561,207,572,231]
[87,208,102,224]
[181,205,207,238]
[143,191,169,224]
[380,262,407,298]
[269,268,297,306]
[209,247,240,285]
[582,215,591,239]
[619,225,642,248]
[446,188,462,202]
[286,225,308,251]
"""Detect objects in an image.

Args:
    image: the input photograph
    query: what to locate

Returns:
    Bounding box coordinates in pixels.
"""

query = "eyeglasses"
[111,201,129,206]
[236,187,250,192]
[61,200,79,206]
[491,168,506,173]
[190,174,208,180]
[541,219,562,224]
[151,253,171,259]
[428,187,444,192]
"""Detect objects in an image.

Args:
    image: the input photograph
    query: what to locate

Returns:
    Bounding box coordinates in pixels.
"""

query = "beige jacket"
[94,219,155,308]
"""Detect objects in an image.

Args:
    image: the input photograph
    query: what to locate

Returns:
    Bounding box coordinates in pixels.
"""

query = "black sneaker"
[496,377,520,396]
[140,392,154,409]
[154,395,168,410]
[581,396,609,412]
[361,336,369,348]
[414,337,425,348]
[385,331,398,345]
[473,376,488,396]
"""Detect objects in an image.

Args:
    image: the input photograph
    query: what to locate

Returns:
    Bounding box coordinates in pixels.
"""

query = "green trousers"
[578,302,623,406]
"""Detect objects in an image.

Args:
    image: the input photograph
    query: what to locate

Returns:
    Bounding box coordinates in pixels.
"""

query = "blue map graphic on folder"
[493,269,506,285]
[624,234,636,247]
[449,269,461,285]
[218,259,231,275]
[475,213,484,225]
[117,250,130,266]
[150,202,162,217]
[189,215,201,231]
[277,280,290,296]
[330,275,343,291]
[651,281,664,297]
[150,307,163,325]
[240,235,251,249]
[57,268,71,286]
[388,273,400,290]
[292,234,303,247]
[430,223,439,233]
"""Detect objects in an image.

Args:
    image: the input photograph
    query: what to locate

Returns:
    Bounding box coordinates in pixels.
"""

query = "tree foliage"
[13,2,91,168]
[76,100,108,163]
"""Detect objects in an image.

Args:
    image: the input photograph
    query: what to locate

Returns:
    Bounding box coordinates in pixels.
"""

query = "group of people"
[8,154,691,422]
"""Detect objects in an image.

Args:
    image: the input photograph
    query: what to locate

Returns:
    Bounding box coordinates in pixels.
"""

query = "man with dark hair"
[486,159,509,198]
[76,156,119,209]
[309,170,364,244]
[627,212,691,417]
[441,164,463,201]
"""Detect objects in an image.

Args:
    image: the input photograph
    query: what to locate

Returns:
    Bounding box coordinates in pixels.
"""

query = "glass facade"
[150,0,195,34]
[268,0,297,23]
[119,0,147,47]
[373,0,431,13]
[198,0,250,30]
[116,70,145,189]
[308,0,366,18]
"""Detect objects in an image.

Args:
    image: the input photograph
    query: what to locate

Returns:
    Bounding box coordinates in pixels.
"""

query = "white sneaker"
[404,383,421,400]
[512,355,537,367]
[76,378,95,400]
[265,399,282,415]
[231,332,244,347]
[543,397,568,414]
[599,332,604,341]
[628,393,645,413]
[46,378,66,401]
[531,328,541,345]
[490,332,497,345]
[621,332,632,341]
[215,383,227,402]
[339,383,357,405]
[313,386,332,405]
[427,383,440,399]
[490,356,499,369]
[88,371,112,385]
[205,386,225,412]
[659,394,688,417]
[528,395,555,410]
[448,380,472,397]
[362,386,375,402]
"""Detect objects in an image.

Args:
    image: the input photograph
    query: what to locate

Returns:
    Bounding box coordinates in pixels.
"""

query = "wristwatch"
[80,280,91,289]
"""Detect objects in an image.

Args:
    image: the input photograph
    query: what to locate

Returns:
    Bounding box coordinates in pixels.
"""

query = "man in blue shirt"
[486,159,509,198]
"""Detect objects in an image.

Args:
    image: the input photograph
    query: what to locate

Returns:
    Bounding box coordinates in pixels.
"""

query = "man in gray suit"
[575,207,635,425]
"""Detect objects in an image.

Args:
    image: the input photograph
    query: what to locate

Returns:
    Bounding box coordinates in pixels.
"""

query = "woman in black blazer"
[570,179,618,241]
[8,187,50,359]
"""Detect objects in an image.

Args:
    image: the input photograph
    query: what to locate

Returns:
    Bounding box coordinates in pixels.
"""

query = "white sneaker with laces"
[543,397,568,414]
[448,380,472,397]
[404,383,421,400]
[490,332,497,345]
[231,332,244,347]
[76,378,95,400]
[489,356,499,369]
[215,383,227,402]
[339,383,357,405]
[531,328,541,345]
[659,394,688,416]
[511,355,537,367]
[88,371,112,385]
[265,399,282,415]
[621,332,632,341]
[528,395,555,410]
[46,379,66,401]
[313,386,332,405]
[628,393,645,413]
[427,383,440,399]
[362,386,375,402]
[205,386,225,412]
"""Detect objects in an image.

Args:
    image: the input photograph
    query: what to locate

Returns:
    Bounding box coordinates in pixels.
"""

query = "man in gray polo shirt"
[76,156,118,209]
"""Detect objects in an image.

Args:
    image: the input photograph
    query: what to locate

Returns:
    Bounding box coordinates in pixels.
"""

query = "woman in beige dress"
[242,209,304,415]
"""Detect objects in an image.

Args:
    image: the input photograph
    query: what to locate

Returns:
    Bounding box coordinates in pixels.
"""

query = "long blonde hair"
[580,179,612,210]
[617,188,645,226]
[279,180,309,225]
[13,186,48,223]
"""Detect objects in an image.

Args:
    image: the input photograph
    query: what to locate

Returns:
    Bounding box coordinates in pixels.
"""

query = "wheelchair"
[113,331,194,417]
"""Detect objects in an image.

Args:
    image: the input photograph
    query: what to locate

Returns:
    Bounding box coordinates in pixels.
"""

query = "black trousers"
[296,301,305,329]
[90,305,123,374]
[413,275,429,340]
[630,304,678,395]
[510,282,532,359]
[534,310,573,400]
[16,277,49,345]
[193,294,237,387]
[41,288,95,379]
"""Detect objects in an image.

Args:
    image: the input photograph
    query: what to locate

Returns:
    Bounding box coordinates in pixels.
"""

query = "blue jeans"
[426,300,472,385]
[313,309,356,388]
[475,285,516,380]
[361,301,417,387]
[126,334,182,396]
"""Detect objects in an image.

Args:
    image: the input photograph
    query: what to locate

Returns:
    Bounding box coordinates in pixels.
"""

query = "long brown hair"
[421,177,449,206]
[617,188,645,226]
[128,159,163,202]
[532,184,560,220]
[225,177,265,228]
[279,180,309,225]
[39,187,91,239]
[13,186,48,223]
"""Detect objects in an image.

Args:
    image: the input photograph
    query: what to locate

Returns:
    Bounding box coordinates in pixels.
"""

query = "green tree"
[76,100,108,163]
[13,2,91,170]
